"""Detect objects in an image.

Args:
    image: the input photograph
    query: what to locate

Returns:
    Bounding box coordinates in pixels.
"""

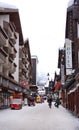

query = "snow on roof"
[0,2,17,9]
[68,0,74,7]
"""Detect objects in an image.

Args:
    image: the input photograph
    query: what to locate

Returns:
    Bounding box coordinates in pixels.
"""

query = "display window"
[0,92,11,109]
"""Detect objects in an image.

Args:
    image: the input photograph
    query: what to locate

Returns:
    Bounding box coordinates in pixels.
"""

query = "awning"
[68,87,77,95]
[63,78,76,89]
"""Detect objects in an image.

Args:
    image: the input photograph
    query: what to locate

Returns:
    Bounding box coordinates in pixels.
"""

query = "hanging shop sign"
[65,39,72,75]
[61,64,65,85]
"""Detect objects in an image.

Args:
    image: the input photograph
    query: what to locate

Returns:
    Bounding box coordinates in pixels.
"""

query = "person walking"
[47,94,52,108]
[54,97,61,108]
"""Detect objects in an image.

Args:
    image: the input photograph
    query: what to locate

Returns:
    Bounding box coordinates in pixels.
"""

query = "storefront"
[0,90,12,109]
[0,74,23,109]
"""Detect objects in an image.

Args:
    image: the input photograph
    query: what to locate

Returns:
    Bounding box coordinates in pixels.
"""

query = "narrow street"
[0,101,79,130]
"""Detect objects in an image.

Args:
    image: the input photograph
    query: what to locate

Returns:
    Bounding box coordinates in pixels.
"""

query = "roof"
[0,2,24,45]
[68,0,74,7]
[0,2,17,9]
[68,0,79,7]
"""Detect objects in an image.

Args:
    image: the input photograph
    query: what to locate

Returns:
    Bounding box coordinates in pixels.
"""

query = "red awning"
[54,82,61,90]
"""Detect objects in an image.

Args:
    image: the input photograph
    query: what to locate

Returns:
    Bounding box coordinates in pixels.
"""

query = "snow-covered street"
[0,101,79,130]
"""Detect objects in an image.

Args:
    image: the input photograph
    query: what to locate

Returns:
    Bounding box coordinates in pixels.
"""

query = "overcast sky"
[0,0,70,79]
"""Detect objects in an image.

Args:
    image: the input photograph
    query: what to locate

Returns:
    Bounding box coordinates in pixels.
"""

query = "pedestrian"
[54,97,61,108]
[47,94,52,108]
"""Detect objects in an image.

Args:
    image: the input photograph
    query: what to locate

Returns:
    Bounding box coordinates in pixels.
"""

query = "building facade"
[0,3,32,109]
[58,0,79,117]
[29,55,38,92]
[19,39,32,90]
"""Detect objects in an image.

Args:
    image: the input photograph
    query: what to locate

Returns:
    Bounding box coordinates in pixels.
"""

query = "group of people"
[47,93,61,108]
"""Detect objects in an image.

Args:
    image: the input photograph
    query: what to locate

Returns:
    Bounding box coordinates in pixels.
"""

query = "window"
[77,22,79,38]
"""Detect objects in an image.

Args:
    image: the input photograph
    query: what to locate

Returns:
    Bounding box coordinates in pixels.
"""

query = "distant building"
[31,55,38,85]
[19,39,32,89]
[29,55,38,92]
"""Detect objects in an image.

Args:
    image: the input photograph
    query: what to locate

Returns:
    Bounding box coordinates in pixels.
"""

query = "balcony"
[19,48,25,58]
[22,57,27,64]
[19,72,27,83]
[0,48,7,63]
[7,28,12,38]
[9,47,16,59]
[9,22,16,33]
[24,57,28,64]
[0,26,8,39]
[8,42,12,54]
[10,22,17,39]
[9,63,17,74]
[14,47,17,55]
[3,21,12,38]
[9,23,17,39]
[9,37,16,45]
[0,32,6,47]
[22,75,26,80]
[3,46,8,54]
[3,21,17,42]
[3,40,9,54]
[22,66,27,73]
[3,64,9,70]
[9,55,14,62]
[19,60,26,70]
[22,68,27,73]
[3,61,11,70]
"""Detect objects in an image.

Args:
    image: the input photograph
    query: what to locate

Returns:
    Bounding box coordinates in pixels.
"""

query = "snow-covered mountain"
[37,72,48,85]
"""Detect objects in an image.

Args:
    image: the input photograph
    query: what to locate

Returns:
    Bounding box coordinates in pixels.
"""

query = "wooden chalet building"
[58,0,79,117]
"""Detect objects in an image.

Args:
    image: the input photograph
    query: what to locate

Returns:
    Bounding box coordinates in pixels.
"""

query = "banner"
[65,39,72,75]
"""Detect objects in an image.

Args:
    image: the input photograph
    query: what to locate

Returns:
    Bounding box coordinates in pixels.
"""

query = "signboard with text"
[61,64,65,85]
[65,39,72,75]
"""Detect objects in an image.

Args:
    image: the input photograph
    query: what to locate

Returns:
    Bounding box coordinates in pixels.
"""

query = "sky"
[0,0,70,80]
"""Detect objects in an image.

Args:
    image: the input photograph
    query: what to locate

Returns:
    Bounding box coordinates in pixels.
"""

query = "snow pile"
[0,2,17,9]
[68,0,74,7]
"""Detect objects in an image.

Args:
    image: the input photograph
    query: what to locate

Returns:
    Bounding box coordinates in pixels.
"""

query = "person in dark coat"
[47,94,52,108]
[54,97,61,108]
